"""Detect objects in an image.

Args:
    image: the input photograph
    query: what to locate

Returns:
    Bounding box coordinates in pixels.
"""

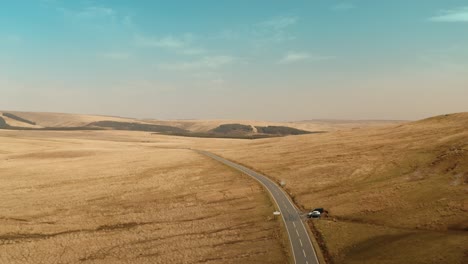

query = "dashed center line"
[299,239,303,247]
[295,229,300,236]
[303,249,307,257]
[293,222,296,228]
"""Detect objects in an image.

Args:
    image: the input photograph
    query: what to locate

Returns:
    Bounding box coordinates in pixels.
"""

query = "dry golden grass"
[314,220,467,264]
[0,133,288,264]
[196,113,468,264]
[1,112,466,264]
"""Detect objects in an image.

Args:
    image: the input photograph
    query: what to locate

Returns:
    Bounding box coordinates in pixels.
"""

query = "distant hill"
[174,123,314,138]
[255,126,312,135]
[0,116,8,128]
[144,119,407,133]
[87,121,188,134]
[2,113,36,125]
[0,110,406,138]
[210,124,254,134]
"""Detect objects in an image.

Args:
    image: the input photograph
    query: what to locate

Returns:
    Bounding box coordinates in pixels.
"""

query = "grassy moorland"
[201,113,468,264]
[0,132,288,264]
[1,112,465,264]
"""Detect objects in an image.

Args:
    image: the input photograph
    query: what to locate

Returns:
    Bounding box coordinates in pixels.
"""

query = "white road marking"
[295,229,299,236]
[303,249,307,257]
[293,222,296,228]
[299,239,303,247]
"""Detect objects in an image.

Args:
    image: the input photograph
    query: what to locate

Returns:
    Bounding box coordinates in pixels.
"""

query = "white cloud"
[253,15,299,44]
[57,6,116,20]
[279,52,310,63]
[158,55,237,70]
[135,34,206,55]
[99,52,132,60]
[135,35,186,48]
[331,3,355,11]
[259,15,298,30]
[279,52,335,64]
[77,6,115,18]
[55,5,135,27]
[430,6,468,22]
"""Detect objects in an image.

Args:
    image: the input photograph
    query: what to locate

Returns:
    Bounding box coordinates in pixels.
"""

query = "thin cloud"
[253,15,299,45]
[135,34,206,55]
[430,6,468,22]
[135,35,186,48]
[57,6,116,20]
[99,52,132,60]
[158,55,237,70]
[332,3,355,11]
[53,5,132,28]
[258,15,298,30]
[76,6,115,18]
[279,52,335,64]
[180,48,206,55]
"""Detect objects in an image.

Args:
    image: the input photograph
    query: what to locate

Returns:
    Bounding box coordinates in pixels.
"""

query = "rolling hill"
[201,112,468,264]
[0,111,399,138]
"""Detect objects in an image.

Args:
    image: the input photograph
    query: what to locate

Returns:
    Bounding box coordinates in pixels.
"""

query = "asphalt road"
[196,150,320,264]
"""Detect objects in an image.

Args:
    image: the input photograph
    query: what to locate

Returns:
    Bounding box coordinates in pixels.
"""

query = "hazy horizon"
[1,1,467,121]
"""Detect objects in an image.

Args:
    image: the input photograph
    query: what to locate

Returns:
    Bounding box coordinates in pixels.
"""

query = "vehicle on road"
[307,208,325,218]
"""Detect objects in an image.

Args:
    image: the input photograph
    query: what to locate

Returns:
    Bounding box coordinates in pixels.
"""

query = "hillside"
[0,111,140,128]
[255,126,312,135]
[87,121,188,134]
[200,112,468,264]
[0,111,382,138]
[144,118,406,133]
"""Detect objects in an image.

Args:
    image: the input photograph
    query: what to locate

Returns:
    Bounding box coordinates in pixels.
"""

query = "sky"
[1,0,467,121]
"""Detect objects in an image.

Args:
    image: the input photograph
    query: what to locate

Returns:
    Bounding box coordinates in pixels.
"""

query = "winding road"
[196,150,320,264]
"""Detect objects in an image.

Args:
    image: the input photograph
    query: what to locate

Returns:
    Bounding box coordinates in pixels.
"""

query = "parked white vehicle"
[307,211,321,218]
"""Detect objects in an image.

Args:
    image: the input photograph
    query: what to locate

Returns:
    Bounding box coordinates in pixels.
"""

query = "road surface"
[196,150,320,264]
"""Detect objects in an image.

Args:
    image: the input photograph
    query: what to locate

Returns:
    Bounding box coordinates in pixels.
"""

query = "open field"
[1,112,466,264]
[198,113,468,264]
[0,132,288,264]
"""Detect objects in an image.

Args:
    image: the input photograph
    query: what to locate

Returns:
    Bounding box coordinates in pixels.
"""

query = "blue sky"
[1,0,467,120]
